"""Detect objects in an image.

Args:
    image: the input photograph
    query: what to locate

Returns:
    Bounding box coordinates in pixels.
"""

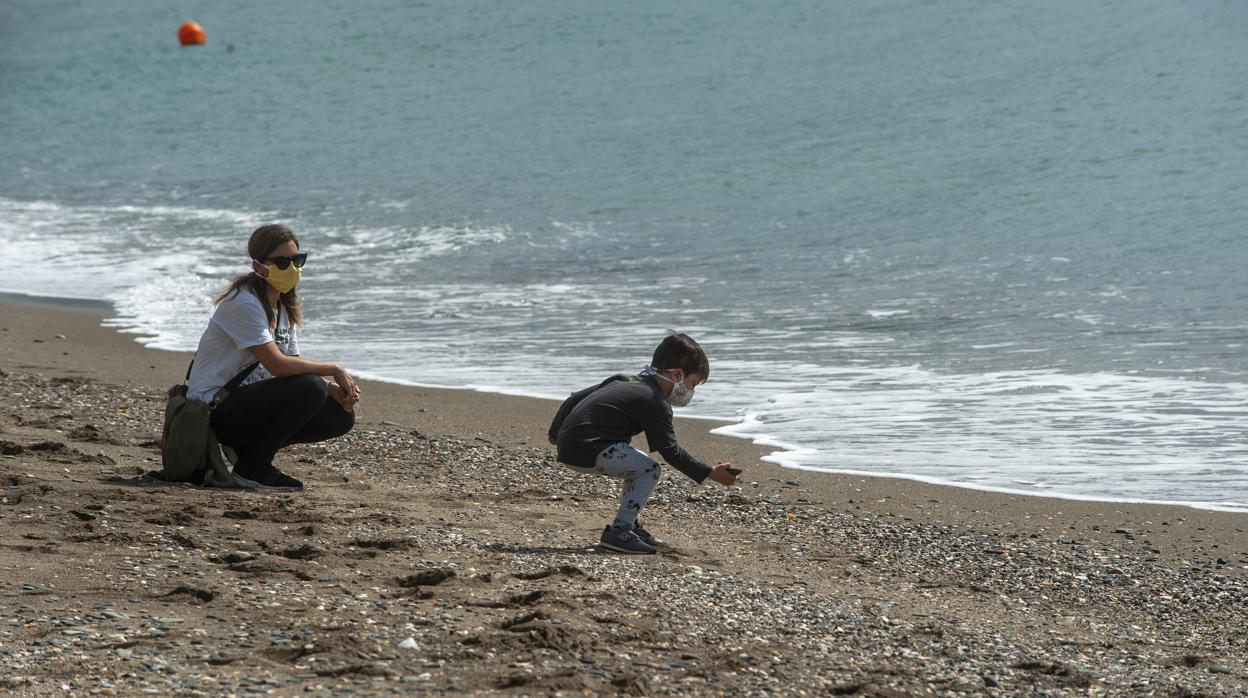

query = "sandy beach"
[1,294,1245,696]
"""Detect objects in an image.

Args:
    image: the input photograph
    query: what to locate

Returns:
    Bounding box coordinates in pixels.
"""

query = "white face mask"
[655,371,694,407]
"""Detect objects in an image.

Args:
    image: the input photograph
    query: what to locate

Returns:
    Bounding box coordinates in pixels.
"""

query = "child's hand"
[547,434,557,446]
[708,463,739,486]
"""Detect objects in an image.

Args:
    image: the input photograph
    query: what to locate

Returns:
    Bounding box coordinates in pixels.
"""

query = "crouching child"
[547,333,739,554]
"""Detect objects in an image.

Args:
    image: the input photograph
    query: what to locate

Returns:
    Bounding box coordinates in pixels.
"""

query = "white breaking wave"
[708,364,1248,512]
[0,196,261,301]
[0,197,514,351]
[307,223,512,285]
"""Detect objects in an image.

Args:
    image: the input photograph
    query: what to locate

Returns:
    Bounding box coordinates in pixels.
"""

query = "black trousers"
[210,375,355,472]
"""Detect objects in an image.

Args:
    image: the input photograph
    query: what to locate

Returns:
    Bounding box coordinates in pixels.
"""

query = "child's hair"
[651,332,710,381]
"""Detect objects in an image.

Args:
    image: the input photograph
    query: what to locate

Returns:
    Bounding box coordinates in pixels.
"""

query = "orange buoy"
[178,21,206,46]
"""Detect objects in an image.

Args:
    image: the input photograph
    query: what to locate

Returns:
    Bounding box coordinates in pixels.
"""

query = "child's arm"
[656,447,738,486]
[642,404,736,485]
[657,445,714,483]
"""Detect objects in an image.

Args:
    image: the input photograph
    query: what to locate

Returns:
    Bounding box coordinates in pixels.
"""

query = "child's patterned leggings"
[570,443,662,529]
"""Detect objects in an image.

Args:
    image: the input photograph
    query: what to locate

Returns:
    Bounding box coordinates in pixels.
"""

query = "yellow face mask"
[261,262,301,293]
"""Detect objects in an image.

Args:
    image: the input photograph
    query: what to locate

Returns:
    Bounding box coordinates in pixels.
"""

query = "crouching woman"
[186,224,359,491]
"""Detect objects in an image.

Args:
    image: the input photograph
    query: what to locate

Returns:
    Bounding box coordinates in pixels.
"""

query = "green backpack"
[158,361,259,487]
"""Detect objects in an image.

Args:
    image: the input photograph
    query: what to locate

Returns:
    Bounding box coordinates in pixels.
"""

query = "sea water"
[2,0,1246,510]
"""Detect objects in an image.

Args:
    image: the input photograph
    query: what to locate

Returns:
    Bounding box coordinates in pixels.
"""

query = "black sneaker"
[234,464,303,492]
[633,521,666,548]
[599,525,656,555]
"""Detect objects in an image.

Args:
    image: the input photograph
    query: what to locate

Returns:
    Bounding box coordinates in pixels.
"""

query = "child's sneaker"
[599,525,656,555]
[633,521,666,548]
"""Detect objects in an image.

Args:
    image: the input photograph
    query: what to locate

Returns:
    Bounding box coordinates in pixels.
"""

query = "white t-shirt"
[186,289,300,402]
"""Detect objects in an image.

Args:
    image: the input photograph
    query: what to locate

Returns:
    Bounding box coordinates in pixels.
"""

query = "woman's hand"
[707,463,739,487]
[332,365,361,403]
[328,365,360,412]
[328,381,359,412]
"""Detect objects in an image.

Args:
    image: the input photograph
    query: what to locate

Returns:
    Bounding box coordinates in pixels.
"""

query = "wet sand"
[1,295,1245,695]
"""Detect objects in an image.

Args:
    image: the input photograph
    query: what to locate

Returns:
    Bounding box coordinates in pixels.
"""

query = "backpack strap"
[209,361,260,409]
[224,361,260,392]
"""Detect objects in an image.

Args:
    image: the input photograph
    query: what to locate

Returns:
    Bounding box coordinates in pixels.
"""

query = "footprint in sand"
[274,543,322,560]
[513,565,584,581]
[163,585,215,604]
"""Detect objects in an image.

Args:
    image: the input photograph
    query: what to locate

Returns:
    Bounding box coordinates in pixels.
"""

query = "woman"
[187,224,360,491]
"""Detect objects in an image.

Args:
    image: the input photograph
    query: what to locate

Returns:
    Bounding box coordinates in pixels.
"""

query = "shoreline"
[0,290,115,314]
[3,289,1246,518]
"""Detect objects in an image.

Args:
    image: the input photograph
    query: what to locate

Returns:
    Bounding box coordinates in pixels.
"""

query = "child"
[547,332,739,554]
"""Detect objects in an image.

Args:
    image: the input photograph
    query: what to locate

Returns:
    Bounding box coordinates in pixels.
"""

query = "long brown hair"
[214,224,305,327]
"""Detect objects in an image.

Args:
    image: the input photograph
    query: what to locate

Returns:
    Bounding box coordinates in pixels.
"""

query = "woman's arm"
[247,342,360,402]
